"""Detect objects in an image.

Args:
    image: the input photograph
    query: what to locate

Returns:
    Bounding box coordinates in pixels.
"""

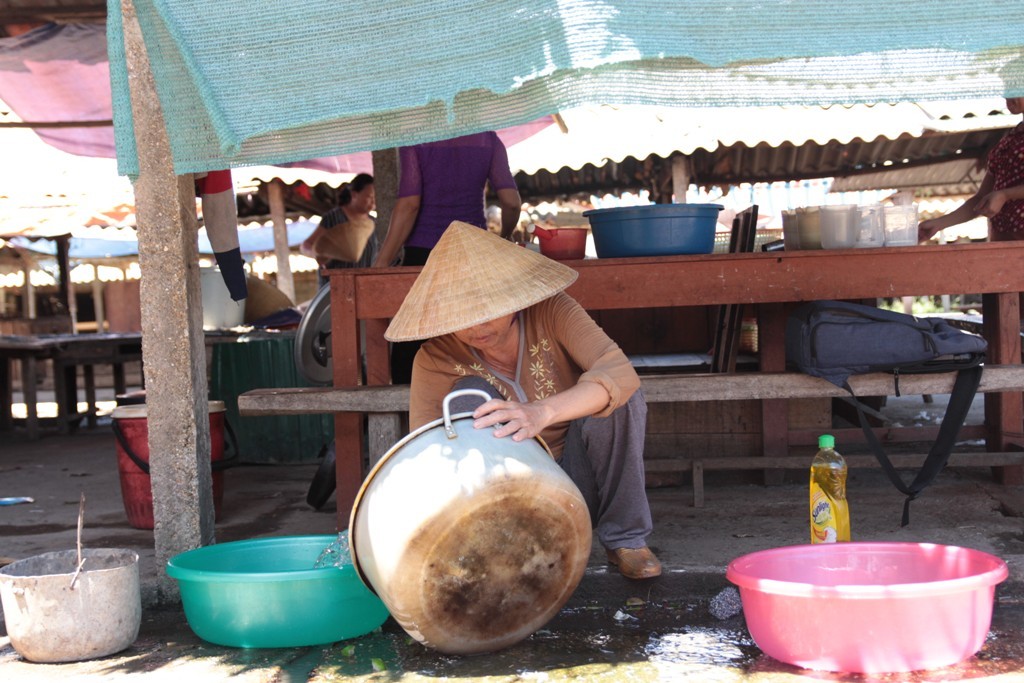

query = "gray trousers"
[451,377,653,550]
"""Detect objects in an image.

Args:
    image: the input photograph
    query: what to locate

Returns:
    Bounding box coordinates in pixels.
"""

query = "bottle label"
[810,491,838,543]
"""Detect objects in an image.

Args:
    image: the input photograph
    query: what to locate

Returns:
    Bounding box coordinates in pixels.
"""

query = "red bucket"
[533,226,588,260]
[112,401,229,530]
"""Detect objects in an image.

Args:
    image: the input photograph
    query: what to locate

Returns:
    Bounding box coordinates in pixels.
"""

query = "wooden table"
[327,242,1024,513]
[0,333,143,439]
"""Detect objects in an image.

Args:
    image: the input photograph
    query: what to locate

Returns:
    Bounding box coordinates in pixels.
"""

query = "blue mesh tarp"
[107,0,1024,177]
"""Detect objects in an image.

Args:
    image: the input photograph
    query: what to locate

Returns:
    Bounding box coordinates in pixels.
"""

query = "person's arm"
[373,194,421,267]
[497,187,522,240]
[471,380,609,442]
[976,183,1024,218]
[918,172,995,241]
[486,132,522,240]
[300,226,322,258]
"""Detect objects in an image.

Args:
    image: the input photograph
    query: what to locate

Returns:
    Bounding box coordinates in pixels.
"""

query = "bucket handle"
[112,417,240,474]
[442,389,495,439]
[527,224,555,240]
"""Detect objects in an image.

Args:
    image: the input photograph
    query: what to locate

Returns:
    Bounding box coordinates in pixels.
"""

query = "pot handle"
[442,388,494,439]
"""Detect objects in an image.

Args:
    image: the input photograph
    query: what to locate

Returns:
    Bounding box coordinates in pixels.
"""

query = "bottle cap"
[818,434,835,449]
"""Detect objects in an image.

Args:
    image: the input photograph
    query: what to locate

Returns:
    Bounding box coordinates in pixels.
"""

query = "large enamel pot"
[350,389,592,654]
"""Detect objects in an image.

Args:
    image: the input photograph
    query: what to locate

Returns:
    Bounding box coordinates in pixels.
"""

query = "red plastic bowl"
[726,542,1007,673]
[535,227,588,260]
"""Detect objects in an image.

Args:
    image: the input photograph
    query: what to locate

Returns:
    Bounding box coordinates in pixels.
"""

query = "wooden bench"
[239,365,1024,506]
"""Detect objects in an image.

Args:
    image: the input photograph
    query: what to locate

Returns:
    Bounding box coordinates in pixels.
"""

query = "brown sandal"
[606,546,662,579]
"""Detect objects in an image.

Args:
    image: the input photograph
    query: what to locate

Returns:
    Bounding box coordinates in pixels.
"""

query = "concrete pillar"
[122,0,215,603]
[268,179,295,302]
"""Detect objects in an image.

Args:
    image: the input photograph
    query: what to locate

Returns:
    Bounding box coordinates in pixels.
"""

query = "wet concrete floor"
[3,572,1023,682]
[2,395,1024,681]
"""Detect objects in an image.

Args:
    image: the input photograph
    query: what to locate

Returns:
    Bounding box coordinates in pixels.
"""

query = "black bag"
[786,300,987,525]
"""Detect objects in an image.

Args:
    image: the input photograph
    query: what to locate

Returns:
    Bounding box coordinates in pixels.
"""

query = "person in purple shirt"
[373,131,522,269]
[373,131,523,383]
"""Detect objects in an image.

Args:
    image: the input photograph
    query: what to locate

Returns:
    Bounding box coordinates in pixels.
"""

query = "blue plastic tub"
[166,535,390,648]
[583,204,723,258]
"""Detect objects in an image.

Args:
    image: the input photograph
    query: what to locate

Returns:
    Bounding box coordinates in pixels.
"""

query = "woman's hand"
[917,218,942,243]
[469,381,612,441]
[975,190,1009,218]
[471,398,554,442]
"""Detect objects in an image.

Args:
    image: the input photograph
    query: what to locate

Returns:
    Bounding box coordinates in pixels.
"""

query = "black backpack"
[786,300,987,525]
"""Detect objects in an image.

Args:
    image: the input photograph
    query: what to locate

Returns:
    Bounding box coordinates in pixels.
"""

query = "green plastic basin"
[166,535,389,648]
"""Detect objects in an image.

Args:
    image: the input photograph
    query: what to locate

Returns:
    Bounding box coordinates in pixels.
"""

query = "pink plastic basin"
[726,542,1007,673]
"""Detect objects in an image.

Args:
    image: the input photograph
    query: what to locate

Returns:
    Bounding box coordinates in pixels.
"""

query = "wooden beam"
[645,452,1024,472]
[237,365,1024,415]
[268,179,295,302]
[640,367,1024,402]
[240,384,410,415]
[54,236,71,320]
[671,155,691,202]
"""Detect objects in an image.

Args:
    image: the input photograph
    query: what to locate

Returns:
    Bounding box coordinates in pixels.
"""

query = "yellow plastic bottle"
[809,434,850,543]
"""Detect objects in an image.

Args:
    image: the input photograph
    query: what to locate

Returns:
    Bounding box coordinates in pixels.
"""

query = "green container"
[166,535,389,648]
[209,332,334,463]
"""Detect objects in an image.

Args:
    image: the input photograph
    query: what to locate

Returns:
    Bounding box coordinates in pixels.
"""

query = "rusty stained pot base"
[373,479,591,655]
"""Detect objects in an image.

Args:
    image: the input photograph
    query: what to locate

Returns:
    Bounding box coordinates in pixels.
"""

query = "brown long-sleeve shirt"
[409,292,640,457]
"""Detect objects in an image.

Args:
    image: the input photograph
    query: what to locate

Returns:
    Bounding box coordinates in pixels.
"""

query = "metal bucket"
[350,389,592,655]
[0,548,141,663]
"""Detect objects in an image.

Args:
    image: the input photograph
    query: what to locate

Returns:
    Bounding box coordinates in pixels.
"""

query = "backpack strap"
[848,365,983,526]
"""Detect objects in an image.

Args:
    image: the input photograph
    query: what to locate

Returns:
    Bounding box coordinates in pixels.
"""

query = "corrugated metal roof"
[830,158,986,195]
[513,128,1008,199]
[510,100,1014,199]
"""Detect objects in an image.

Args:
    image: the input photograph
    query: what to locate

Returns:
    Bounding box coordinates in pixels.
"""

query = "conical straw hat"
[384,221,579,341]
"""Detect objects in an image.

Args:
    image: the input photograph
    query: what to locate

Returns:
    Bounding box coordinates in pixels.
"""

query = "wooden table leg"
[983,291,1023,484]
[0,356,12,432]
[113,362,127,397]
[84,364,97,429]
[331,273,365,528]
[54,361,78,435]
[21,357,39,440]
[364,319,391,387]
[758,303,788,486]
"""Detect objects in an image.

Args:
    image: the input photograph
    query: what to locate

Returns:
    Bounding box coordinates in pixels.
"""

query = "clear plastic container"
[781,210,801,250]
[883,205,919,246]
[855,204,885,248]
[794,207,822,250]
[820,205,858,249]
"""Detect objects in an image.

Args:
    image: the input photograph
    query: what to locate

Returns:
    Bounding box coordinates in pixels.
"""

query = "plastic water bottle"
[809,434,850,543]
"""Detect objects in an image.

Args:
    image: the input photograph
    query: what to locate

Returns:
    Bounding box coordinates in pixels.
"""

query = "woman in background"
[919,97,1024,242]
[373,132,522,383]
[302,173,377,285]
